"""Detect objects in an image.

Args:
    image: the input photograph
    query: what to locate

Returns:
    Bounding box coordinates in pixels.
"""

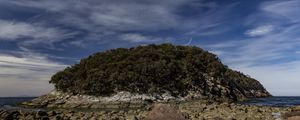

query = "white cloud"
[0,53,66,97]
[120,34,151,42]
[89,3,180,31]
[245,25,274,37]
[209,50,225,57]
[205,31,300,96]
[209,24,300,67]
[0,20,75,40]
[4,0,182,32]
[261,0,300,22]
[206,40,242,49]
[1,0,235,43]
[232,61,300,96]
[0,19,78,47]
[184,3,237,37]
[119,33,170,43]
[0,0,252,96]
[295,51,300,54]
[0,54,64,68]
[203,1,300,96]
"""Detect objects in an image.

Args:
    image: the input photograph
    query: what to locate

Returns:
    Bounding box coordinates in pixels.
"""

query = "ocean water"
[239,96,300,107]
[0,97,36,107]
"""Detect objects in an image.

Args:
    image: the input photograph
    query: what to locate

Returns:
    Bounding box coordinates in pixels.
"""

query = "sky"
[0,0,300,97]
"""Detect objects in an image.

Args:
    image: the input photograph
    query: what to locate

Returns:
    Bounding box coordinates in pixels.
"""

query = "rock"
[292,106,300,111]
[0,109,4,115]
[1,99,292,120]
[272,112,281,119]
[6,111,20,120]
[147,104,187,120]
[47,111,57,116]
[37,111,48,116]
[179,112,189,119]
[24,115,35,120]
[41,116,50,120]
[55,116,63,120]
[288,116,300,120]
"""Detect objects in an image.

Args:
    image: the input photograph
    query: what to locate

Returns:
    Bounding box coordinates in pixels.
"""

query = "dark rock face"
[48,44,270,103]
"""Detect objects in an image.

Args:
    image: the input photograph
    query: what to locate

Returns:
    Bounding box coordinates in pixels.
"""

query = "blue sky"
[0,0,300,96]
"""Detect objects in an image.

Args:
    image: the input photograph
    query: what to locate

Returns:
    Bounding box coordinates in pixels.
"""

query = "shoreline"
[1,92,300,119]
[1,100,299,120]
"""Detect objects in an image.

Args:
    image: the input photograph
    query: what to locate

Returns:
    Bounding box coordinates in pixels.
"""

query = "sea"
[0,97,300,108]
[238,96,300,107]
[0,97,36,107]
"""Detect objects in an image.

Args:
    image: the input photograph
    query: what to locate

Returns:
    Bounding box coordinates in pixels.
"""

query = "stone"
[288,116,300,120]
[146,104,187,120]
[6,111,21,120]
[55,116,63,120]
[0,109,4,115]
[292,106,300,111]
[47,111,57,116]
[41,116,50,120]
[37,111,48,116]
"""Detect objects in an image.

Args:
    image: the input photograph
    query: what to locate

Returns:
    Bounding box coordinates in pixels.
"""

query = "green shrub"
[50,44,266,96]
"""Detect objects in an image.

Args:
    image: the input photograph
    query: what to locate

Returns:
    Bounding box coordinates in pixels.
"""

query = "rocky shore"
[1,90,299,120]
[1,101,300,120]
[18,90,231,109]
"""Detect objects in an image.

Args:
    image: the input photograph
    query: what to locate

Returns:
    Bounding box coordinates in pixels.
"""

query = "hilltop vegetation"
[49,44,269,100]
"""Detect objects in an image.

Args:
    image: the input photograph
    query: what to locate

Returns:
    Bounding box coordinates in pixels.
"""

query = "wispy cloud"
[0,0,257,96]
[261,0,300,23]
[1,0,235,44]
[0,52,66,97]
[203,0,300,95]
[245,25,274,37]
[235,61,300,96]
[0,54,64,68]
[119,33,171,43]
[3,0,300,96]
[0,19,78,48]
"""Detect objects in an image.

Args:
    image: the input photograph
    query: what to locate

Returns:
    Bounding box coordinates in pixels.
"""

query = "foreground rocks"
[178,101,290,120]
[0,108,147,120]
[20,90,235,109]
[2,101,297,120]
[2,90,296,120]
[282,106,300,120]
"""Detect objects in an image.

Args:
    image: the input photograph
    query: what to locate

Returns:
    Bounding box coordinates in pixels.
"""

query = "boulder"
[292,106,300,111]
[147,104,187,120]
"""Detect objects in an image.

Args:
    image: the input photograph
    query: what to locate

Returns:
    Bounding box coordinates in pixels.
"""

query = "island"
[0,44,299,120]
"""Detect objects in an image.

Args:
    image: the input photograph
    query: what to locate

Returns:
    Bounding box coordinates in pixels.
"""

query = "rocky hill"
[46,44,270,103]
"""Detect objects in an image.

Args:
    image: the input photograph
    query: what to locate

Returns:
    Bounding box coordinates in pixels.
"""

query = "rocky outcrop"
[0,108,147,120]
[2,101,292,120]
[49,44,271,102]
[20,90,215,109]
[5,44,274,120]
[31,74,270,109]
[19,44,272,110]
[21,87,269,109]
